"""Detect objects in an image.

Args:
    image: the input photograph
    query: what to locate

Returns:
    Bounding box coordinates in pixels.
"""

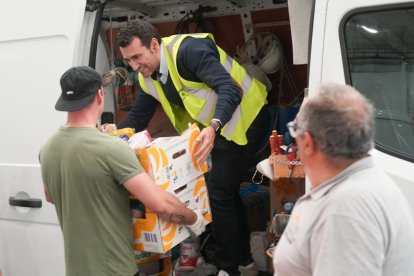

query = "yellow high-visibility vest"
[139,33,267,145]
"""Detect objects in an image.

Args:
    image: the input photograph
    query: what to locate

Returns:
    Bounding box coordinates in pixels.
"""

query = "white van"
[1,0,413,275]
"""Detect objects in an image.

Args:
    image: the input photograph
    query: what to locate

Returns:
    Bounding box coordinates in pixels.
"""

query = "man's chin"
[140,69,151,77]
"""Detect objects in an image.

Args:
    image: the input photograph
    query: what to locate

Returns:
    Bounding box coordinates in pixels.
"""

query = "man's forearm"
[124,172,198,226]
[158,193,197,225]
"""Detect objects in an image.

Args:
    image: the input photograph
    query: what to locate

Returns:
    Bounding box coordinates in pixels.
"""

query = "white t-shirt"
[273,156,414,276]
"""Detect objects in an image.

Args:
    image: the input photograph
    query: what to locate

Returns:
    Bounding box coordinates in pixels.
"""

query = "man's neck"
[65,110,98,128]
[308,156,358,189]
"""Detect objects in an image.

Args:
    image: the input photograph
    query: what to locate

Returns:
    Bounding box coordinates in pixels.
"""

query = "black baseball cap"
[55,66,103,112]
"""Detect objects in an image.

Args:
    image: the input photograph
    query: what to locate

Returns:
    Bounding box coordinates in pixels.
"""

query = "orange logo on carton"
[193,177,213,222]
[138,146,171,190]
[137,124,208,192]
[160,221,178,252]
[189,127,208,172]
[133,212,158,251]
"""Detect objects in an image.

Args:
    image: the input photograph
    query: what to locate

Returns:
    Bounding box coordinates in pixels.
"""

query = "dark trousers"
[207,106,270,275]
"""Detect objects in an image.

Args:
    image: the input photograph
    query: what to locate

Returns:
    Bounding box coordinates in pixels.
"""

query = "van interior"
[87,0,308,149]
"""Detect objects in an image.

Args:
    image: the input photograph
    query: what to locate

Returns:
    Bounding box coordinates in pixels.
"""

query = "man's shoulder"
[180,36,215,51]
[178,36,219,67]
[40,128,66,152]
[328,165,407,218]
[98,132,132,150]
[68,128,132,153]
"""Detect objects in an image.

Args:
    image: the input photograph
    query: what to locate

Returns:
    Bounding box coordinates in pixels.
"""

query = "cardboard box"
[137,124,208,192]
[269,178,305,218]
[135,250,172,276]
[176,175,213,220]
[132,175,212,253]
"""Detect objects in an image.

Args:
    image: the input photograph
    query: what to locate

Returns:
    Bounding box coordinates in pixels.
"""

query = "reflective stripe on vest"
[164,34,255,139]
[143,77,160,101]
[174,54,254,137]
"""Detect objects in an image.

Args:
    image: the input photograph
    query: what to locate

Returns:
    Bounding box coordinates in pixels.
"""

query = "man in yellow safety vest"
[116,20,270,276]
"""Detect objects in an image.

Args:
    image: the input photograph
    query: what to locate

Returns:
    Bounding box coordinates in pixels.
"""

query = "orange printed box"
[134,250,172,276]
[137,124,208,192]
[132,175,212,253]
[177,175,213,222]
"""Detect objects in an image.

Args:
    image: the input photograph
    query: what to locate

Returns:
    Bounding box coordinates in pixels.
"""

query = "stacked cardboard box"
[135,250,172,276]
[132,124,212,253]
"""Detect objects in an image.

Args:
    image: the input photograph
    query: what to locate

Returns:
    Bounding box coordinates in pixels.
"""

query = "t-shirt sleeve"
[105,138,145,185]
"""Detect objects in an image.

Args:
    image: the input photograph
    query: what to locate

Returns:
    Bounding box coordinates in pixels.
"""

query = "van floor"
[171,257,274,275]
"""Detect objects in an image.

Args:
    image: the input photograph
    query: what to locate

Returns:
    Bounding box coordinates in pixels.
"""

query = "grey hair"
[297,83,374,159]
[116,20,162,49]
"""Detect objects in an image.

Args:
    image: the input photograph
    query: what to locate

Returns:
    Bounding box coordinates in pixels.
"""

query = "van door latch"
[9,196,42,208]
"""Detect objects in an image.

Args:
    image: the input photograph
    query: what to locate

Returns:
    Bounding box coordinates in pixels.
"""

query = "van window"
[343,6,414,161]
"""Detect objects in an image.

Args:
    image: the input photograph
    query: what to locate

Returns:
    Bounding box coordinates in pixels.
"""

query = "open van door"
[0,0,87,275]
[309,0,414,215]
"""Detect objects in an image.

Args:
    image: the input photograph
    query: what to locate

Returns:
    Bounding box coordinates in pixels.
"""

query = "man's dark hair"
[116,20,162,49]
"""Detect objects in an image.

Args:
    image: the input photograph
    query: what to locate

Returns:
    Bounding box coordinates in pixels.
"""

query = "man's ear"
[150,38,159,51]
[96,88,104,104]
[299,132,316,156]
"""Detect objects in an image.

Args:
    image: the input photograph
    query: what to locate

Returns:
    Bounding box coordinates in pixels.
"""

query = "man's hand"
[194,126,216,164]
[187,209,207,237]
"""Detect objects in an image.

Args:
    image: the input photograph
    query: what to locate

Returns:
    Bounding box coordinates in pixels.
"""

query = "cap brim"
[55,93,96,112]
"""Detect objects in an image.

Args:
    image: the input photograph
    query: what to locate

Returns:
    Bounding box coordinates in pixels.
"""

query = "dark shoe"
[239,257,258,275]
[239,257,256,271]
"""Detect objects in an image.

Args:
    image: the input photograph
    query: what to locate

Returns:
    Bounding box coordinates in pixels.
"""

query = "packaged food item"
[108,127,135,139]
[103,123,118,133]
[178,237,200,271]
[128,130,153,150]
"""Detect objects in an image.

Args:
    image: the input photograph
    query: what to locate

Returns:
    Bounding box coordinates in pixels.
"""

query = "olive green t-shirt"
[39,127,144,276]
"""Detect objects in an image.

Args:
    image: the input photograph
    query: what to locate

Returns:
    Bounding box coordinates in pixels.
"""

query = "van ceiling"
[94,0,285,22]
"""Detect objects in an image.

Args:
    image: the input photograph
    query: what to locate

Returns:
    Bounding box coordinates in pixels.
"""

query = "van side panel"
[0,0,87,275]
